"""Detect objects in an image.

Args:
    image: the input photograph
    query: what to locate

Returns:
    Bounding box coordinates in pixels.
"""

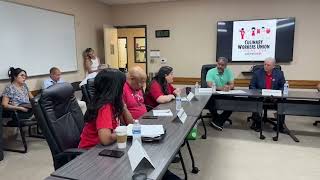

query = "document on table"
[216,90,247,94]
[127,124,164,138]
[153,109,173,116]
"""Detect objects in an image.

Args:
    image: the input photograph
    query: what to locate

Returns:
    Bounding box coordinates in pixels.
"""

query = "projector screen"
[0,1,77,80]
[216,17,295,62]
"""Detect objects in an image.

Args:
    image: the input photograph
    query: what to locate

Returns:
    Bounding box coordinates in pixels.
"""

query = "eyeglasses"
[19,74,27,78]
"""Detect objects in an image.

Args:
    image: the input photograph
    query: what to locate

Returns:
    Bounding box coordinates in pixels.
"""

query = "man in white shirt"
[42,67,64,89]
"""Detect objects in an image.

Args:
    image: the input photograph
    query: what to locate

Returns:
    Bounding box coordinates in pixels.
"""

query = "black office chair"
[247,64,282,129]
[81,78,95,105]
[32,82,86,170]
[1,96,42,153]
[199,64,233,138]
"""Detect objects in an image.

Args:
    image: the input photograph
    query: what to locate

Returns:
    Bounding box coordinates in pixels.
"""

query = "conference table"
[47,93,211,180]
[208,89,320,142]
[275,91,320,142]
[45,88,320,180]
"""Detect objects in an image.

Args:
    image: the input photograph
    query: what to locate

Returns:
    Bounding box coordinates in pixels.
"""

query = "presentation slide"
[232,19,277,61]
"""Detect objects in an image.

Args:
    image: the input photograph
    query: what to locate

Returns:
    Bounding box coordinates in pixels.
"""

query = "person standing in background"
[83,48,100,74]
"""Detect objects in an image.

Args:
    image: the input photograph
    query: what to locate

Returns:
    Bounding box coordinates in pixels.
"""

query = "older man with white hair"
[249,58,285,90]
[249,57,286,131]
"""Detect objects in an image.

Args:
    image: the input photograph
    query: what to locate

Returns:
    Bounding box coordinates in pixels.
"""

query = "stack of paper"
[153,109,173,116]
[127,124,165,138]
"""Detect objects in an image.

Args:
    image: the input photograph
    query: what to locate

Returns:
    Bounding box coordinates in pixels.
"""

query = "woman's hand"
[18,106,28,112]
[169,94,175,101]
[173,88,181,96]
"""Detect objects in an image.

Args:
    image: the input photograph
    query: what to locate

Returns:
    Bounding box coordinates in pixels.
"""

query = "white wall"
[111,0,320,80]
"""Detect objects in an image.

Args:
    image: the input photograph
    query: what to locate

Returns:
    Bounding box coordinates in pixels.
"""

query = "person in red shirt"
[79,68,133,149]
[145,66,181,109]
[249,58,286,132]
[123,66,147,119]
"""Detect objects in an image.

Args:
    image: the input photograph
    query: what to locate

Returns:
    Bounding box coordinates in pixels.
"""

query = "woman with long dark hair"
[79,68,133,149]
[2,67,34,123]
[145,66,181,108]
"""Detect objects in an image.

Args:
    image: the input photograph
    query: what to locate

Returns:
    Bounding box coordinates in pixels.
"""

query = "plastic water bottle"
[132,120,142,144]
[195,82,199,95]
[176,94,182,111]
[283,81,289,95]
[212,81,216,93]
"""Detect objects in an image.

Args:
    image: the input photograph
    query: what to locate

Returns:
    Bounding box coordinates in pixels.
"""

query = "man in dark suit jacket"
[249,61,285,90]
[249,58,286,131]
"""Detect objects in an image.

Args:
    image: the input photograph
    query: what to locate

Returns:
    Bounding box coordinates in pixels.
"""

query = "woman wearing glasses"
[1,67,34,124]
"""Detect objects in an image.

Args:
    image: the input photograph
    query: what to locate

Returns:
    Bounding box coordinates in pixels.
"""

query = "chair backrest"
[71,81,81,92]
[252,64,282,72]
[81,78,95,105]
[32,83,84,157]
[201,64,217,88]
[0,105,3,161]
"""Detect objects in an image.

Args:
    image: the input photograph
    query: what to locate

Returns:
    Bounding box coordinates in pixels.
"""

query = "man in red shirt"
[123,66,147,120]
[249,58,286,131]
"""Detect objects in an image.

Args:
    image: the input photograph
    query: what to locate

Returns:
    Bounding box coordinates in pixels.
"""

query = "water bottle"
[283,81,289,95]
[176,94,182,111]
[212,81,216,93]
[195,82,199,95]
[132,120,142,144]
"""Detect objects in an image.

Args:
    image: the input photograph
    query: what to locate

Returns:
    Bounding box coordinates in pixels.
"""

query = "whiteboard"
[0,1,77,80]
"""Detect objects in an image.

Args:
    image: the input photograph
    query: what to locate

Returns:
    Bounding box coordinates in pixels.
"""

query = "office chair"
[81,78,95,105]
[247,64,282,129]
[32,83,86,170]
[1,96,42,153]
[199,64,232,138]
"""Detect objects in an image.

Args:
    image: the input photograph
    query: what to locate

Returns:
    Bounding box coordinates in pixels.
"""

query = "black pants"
[207,97,232,126]
[251,112,285,131]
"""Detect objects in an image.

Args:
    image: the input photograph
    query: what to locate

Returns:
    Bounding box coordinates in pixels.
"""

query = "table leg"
[186,140,199,174]
[178,149,188,180]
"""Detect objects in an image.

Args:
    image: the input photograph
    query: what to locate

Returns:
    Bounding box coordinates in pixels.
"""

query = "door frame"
[117,37,128,69]
[114,25,148,74]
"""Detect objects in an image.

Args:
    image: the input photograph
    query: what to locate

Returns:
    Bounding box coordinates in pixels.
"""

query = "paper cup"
[115,126,127,149]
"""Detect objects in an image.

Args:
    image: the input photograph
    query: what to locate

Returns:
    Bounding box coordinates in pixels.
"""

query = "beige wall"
[104,25,119,68]
[0,0,112,91]
[111,0,320,80]
[117,28,146,71]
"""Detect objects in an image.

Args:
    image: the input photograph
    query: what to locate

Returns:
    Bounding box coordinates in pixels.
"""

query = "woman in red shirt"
[79,69,133,149]
[145,66,181,109]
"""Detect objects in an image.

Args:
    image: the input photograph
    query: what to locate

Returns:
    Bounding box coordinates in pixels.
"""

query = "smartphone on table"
[98,149,124,158]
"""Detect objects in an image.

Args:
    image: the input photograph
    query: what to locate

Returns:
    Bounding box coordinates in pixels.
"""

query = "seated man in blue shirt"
[249,58,286,131]
[42,67,64,89]
[42,67,86,114]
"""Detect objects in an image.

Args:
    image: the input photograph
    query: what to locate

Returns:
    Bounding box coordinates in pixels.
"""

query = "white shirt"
[79,72,98,88]
[90,57,99,72]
